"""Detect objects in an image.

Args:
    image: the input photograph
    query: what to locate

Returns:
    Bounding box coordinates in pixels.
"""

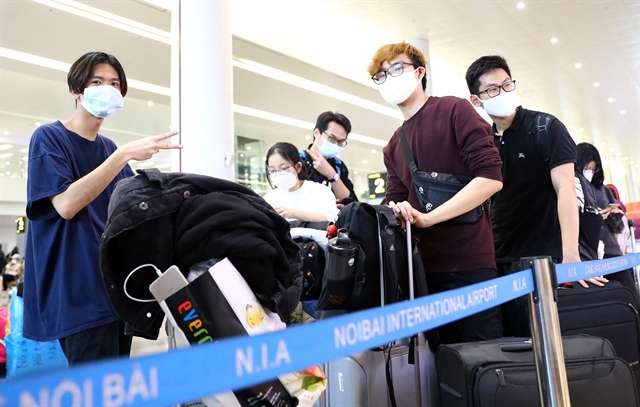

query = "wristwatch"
[328,172,340,183]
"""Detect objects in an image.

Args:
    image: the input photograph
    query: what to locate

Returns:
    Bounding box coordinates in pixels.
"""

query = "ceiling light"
[593,82,600,88]
[22,156,28,161]
[624,157,629,160]
[0,144,12,150]
[516,2,525,9]
[250,158,255,162]
[354,171,358,175]
[0,47,171,96]
[620,110,626,115]
[550,37,558,44]
[35,122,41,126]
[246,145,252,150]
[239,153,245,158]
[579,128,584,132]
[147,101,154,107]
[4,161,9,165]
[2,131,8,136]
[32,0,171,44]
[233,104,387,147]
[608,97,614,103]
[233,57,402,120]
[0,153,13,159]
[5,172,10,176]
[574,63,582,69]
[609,148,615,152]
[252,165,257,169]
[371,149,377,154]
[20,148,28,153]
[304,135,311,140]
[362,160,368,164]
[137,161,155,168]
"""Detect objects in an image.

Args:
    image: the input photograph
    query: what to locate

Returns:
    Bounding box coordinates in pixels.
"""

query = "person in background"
[1,254,23,291]
[0,305,7,378]
[368,42,504,344]
[23,51,181,366]
[577,143,635,292]
[606,183,632,254]
[264,142,339,223]
[301,111,358,206]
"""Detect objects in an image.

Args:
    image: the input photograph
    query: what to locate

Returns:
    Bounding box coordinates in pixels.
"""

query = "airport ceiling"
[1,0,638,180]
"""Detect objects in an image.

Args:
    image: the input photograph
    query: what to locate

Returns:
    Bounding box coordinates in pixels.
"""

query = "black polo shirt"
[300,146,358,202]
[491,107,576,263]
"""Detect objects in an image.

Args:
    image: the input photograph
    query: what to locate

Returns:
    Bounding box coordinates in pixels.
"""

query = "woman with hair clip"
[263,142,339,223]
[576,142,635,292]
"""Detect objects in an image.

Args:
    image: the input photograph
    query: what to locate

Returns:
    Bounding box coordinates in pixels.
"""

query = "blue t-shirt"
[23,121,134,341]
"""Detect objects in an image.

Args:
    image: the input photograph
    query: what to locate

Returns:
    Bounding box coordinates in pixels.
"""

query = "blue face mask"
[80,85,124,118]
[317,138,344,159]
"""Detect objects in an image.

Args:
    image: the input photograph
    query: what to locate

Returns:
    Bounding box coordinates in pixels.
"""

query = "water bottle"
[326,228,358,281]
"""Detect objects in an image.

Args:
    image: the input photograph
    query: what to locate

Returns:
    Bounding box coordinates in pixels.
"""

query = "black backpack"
[295,237,326,301]
[317,202,428,314]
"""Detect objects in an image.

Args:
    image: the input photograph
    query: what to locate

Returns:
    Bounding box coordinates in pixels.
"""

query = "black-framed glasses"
[371,62,417,85]
[323,131,348,147]
[583,166,600,173]
[477,80,516,98]
[267,166,294,176]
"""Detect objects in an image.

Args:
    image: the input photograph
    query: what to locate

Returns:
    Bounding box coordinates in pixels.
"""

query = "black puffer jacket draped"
[100,169,303,339]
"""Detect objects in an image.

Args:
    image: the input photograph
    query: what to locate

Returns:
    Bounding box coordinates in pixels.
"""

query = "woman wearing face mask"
[264,142,339,222]
[576,143,636,293]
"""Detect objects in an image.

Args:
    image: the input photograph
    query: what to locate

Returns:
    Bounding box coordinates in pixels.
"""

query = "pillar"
[408,39,434,97]
[171,0,235,179]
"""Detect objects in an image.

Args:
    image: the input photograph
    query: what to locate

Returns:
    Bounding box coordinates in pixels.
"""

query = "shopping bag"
[154,258,307,407]
[5,292,67,377]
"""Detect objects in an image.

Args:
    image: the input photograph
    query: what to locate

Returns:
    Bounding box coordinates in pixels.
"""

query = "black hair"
[465,55,512,95]
[314,111,352,136]
[265,142,309,188]
[67,52,128,103]
[576,142,606,188]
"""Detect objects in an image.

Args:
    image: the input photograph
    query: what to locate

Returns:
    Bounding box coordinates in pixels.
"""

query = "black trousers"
[425,268,503,344]
[497,261,534,337]
[59,320,132,366]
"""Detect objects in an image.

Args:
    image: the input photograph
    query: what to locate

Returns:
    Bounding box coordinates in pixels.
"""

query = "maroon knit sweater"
[383,96,502,273]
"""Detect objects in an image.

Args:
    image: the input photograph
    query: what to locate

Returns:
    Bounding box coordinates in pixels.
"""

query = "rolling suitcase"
[316,219,437,407]
[557,280,640,388]
[436,334,639,407]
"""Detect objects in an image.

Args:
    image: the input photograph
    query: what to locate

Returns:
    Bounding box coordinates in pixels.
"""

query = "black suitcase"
[557,280,640,388]
[436,334,639,407]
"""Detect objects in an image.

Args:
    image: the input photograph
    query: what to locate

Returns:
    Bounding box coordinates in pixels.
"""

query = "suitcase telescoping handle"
[406,222,415,301]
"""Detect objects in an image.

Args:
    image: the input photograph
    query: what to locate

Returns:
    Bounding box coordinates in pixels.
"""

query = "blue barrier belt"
[555,253,640,284]
[0,270,533,407]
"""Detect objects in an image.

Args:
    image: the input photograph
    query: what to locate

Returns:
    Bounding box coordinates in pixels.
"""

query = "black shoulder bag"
[398,125,484,225]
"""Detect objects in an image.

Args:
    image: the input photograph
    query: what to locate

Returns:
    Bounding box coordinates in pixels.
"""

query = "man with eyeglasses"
[301,111,358,205]
[465,55,607,337]
[368,42,504,344]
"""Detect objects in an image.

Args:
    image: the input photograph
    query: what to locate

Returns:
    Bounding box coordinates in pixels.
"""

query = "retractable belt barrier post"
[521,256,571,407]
[2,253,639,407]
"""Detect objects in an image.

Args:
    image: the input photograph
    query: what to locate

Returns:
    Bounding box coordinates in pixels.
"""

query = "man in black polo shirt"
[465,55,607,336]
[301,111,358,205]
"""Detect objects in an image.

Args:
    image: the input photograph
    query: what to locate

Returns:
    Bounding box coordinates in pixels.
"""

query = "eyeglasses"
[267,166,295,176]
[371,62,417,85]
[477,80,516,99]
[583,166,600,173]
[323,131,348,147]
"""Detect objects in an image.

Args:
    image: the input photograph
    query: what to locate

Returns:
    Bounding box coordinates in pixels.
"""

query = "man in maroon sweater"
[367,42,504,344]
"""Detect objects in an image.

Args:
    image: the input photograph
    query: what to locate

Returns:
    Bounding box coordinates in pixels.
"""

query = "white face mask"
[271,171,298,191]
[316,138,343,159]
[378,68,421,105]
[80,85,124,118]
[583,169,594,183]
[478,89,519,117]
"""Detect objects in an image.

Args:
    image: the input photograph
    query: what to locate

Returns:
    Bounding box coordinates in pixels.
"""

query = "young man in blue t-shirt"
[23,52,182,364]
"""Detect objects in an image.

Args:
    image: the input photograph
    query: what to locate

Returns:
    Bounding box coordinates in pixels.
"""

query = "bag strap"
[376,207,401,305]
[385,342,399,407]
[535,113,554,164]
[398,125,420,175]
